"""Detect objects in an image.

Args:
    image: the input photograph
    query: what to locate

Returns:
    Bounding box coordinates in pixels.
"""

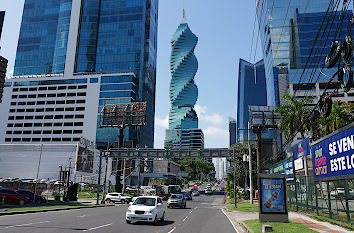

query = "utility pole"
[122,158,126,193]
[233,148,237,208]
[96,151,103,205]
[34,143,43,204]
[102,143,109,203]
[248,122,253,204]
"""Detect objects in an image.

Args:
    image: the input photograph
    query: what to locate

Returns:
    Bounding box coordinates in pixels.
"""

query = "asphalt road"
[0,194,235,233]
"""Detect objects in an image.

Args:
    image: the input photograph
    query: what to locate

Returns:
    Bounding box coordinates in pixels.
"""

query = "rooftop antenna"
[182,0,186,23]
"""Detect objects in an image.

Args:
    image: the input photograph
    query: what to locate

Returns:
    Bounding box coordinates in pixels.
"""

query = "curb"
[239,221,254,233]
[222,207,255,233]
[0,204,115,216]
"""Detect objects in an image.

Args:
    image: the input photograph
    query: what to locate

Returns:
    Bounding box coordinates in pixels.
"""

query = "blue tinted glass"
[14,0,72,76]
[99,90,134,98]
[101,75,134,83]
[90,78,99,83]
[4,82,12,87]
[13,78,87,86]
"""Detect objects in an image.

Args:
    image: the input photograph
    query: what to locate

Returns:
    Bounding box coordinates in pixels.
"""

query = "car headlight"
[127,208,132,213]
[149,209,155,214]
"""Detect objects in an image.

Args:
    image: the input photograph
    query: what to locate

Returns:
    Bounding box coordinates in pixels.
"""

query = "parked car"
[183,192,192,200]
[167,194,186,208]
[0,189,31,205]
[126,196,165,225]
[330,188,354,199]
[16,190,46,204]
[192,190,199,196]
[105,193,132,204]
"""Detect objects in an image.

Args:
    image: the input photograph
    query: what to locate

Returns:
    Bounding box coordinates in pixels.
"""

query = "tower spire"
[182,1,186,23]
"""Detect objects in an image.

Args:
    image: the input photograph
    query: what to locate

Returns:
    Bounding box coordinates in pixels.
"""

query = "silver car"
[167,194,186,208]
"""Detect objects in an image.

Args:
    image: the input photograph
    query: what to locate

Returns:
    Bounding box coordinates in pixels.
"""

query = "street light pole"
[233,148,237,208]
[248,122,253,204]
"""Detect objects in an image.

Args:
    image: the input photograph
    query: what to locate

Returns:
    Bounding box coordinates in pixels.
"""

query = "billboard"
[260,177,287,214]
[293,137,310,160]
[312,126,354,180]
[101,102,146,127]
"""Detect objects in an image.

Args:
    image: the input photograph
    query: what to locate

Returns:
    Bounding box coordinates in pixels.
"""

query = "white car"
[126,196,165,225]
[105,193,132,204]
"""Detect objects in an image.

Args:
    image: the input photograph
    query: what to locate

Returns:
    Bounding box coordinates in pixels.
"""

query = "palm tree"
[321,101,353,135]
[276,94,313,139]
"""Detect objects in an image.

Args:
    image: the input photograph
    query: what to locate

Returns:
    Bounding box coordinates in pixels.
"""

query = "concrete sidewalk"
[223,209,352,233]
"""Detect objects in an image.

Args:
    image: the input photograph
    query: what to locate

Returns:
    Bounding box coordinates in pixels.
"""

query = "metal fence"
[287,176,354,224]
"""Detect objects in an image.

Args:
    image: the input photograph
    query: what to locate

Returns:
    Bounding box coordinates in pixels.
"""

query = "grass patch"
[310,215,354,231]
[244,219,317,233]
[77,192,102,199]
[227,203,259,212]
[0,204,91,213]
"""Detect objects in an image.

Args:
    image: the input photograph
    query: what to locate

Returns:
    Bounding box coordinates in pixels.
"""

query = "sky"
[0,0,262,149]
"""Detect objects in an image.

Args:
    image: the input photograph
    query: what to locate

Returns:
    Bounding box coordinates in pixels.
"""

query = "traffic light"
[0,56,8,103]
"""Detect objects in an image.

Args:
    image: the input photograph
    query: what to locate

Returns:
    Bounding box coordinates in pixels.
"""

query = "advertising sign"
[269,159,294,181]
[260,178,286,214]
[294,157,304,171]
[76,146,94,173]
[293,137,310,160]
[258,174,288,222]
[284,159,294,181]
[312,126,354,180]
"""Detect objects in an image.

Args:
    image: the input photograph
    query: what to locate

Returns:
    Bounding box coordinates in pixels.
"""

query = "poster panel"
[293,137,310,160]
[76,146,94,173]
[260,178,286,214]
[312,126,354,180]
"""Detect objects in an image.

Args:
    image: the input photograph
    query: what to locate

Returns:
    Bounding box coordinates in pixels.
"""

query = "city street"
[0,195,235,233]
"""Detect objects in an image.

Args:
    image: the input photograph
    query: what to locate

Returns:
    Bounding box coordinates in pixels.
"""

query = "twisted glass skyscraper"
[164,10,203,149]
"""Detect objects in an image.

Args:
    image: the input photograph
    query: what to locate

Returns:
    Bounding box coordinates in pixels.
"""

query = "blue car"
[183,192,192,200]
[16,190,46,204]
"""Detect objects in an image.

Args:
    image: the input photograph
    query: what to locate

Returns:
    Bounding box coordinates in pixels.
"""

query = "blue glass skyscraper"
[165,10,204,149]
[11,0,158,148]
[236,59,267,143]
[256,0,332,106]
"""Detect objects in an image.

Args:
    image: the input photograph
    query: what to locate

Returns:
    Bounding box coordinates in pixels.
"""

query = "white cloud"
[195,105,225,125]
[155,115,169,129]
[154,106,229,148]
[203,126,228,137]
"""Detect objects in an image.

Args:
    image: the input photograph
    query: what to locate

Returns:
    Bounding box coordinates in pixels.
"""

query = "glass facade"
[164,20,203,149]
[236,59,267,143]
[13,0,158,148]
[256,0,332,106]
[291,10,352,69]
[14,0,72,76]
[88,0,158,148]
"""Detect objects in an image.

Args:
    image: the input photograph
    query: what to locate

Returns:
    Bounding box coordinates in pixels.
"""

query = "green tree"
[172,158,215,182]
[320,101,353,135]
[276,94,313,139]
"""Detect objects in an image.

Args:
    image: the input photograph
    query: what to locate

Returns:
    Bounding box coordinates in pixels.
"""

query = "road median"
[0,204,114,216]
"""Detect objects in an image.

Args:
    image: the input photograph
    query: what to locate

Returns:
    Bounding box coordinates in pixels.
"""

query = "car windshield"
[133,198,156,206]
[171,194,182,199]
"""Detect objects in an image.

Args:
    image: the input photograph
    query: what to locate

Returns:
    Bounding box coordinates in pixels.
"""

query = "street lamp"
[58,165,62,201]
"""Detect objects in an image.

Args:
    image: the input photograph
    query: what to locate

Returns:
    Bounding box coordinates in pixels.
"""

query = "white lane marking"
[194,207,197,210]
[221,208,239,233]
[77,215,88,218]
[182,216,188,222]
[83,223,113,232]
[189,210,193,214]
[5,220,50,229]
[167,226,176,233]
